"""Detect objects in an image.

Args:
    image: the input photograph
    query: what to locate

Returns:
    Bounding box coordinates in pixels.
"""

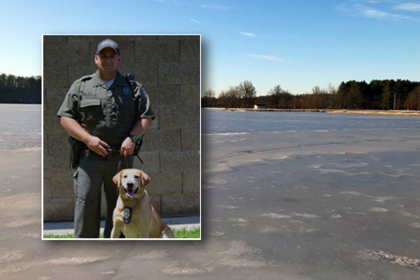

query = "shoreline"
[202,107,420,116]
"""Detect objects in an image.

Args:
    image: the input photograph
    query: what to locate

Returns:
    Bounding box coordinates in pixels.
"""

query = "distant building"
[254,104,267,109]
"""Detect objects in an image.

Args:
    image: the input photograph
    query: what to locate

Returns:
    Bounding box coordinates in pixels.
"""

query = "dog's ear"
[139,170,151,187]
[113,170,124,186]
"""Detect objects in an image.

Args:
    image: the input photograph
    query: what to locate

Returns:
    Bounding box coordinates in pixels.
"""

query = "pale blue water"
[0,104,41,150]
[202,110,420,134]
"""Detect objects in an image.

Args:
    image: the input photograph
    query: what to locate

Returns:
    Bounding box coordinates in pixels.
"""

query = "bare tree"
[268,85,282,108]
[203,89,216,107]
[404,91,418,110]
[413,85,420,110]
[225,86,242,108]
[327,83,337,109]
[311,86,321,109]
[406,84,420,110]
[204,89,215,98]
[217,90,227,107]
[0,74,41,103]
[238,80,256,108]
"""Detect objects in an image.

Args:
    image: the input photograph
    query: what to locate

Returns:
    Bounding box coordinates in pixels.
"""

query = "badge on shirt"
[123,87,130,96]
[140,87,148,99]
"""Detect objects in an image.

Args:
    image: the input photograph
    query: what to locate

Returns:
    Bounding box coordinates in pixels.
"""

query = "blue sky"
[1,0,419,96]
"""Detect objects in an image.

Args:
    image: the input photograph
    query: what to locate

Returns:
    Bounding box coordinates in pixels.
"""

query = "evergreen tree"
[348,83,362,109]
[382,83,392,110]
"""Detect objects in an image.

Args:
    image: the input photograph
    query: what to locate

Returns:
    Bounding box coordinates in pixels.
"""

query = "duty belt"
[87,145,121,158]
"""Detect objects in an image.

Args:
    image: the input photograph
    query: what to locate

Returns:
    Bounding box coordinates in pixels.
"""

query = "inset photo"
[42,35,201,240]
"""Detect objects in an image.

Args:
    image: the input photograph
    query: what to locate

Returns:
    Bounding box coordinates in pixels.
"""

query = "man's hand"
[120,118,152,157]
[120,137,135,156]
[86,135,110,156]
[61,117,110,156]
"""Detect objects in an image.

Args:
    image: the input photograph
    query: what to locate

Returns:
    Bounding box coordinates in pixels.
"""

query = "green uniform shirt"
[57,71,154,146]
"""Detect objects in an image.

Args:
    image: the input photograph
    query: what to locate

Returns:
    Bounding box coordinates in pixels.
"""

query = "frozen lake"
[0,104,41,151]
[1,107,419,279]
[202,109,420,134]
[201,109,420,279]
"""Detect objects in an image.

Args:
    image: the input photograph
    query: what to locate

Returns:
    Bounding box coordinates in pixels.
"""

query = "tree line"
[202,79,420,110]
[0,73,41,104]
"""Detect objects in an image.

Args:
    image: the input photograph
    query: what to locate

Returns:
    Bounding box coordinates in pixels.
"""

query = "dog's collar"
[123,207,132,224]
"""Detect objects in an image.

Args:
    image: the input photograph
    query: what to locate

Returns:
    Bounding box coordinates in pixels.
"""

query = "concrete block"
[68,35,139,43]
[181,128,200,151]
[157,36,180,42]
[44,153,72,178]
[183,171,200,194]
[135,40,179,63]
[142,129,181,152]
[43,35,67,44]
[146,172,182,195]
[181,84,200,107]
[44,87,69,115]
[68,65,97,87]
[159,62,200,86]
[44,116,62,134]
[159,106,200,130]
[141,84,159,101]
[161,193,200,216]
[48,132,71,157]
[66,36,92,42]
[44,41,89,67]
[44,198,74,221]
[43,64,69,89]
[44,115,67,136]
[44,177,52,199]
[121,62,158,88]
[134,36,158,43]
[51,174,74,199]
[161,151,200,173]
[43,132,49,155]
[180,36,200,62]
[133,151,160,174]
[157,35,195,43]
[148,85,181,108]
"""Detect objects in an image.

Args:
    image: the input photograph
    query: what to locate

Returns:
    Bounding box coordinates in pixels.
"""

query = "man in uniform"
[57,39,155,238]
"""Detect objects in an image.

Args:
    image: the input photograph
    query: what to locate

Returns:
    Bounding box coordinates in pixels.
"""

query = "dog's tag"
[123,207,132,224]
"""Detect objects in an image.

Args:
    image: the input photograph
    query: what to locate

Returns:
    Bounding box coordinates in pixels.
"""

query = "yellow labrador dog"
[111,169,175,238]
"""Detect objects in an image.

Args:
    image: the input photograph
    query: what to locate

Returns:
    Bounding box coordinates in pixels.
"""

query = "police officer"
[57,39,155,238]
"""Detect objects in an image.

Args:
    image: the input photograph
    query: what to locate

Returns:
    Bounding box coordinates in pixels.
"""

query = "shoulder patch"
[140,87,148,99]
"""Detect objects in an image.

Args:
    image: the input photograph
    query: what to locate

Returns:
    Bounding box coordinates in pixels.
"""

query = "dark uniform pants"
[73,153,133,238]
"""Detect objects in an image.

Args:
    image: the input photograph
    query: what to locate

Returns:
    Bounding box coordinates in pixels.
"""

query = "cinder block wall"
[43,35,200,222]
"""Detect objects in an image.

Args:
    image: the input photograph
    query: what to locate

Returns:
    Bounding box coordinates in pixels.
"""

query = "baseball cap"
[96,39,120,55]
